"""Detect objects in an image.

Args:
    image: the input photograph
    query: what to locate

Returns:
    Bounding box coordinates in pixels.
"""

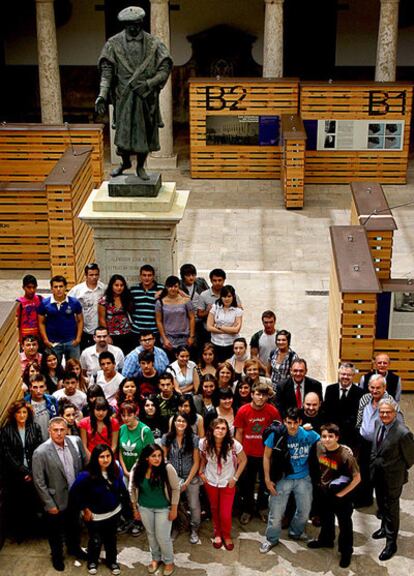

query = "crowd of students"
[2,262,414,574]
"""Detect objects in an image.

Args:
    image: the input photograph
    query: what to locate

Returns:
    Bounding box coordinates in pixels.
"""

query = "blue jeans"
[53,341,80,364]
[265,476,313,544]
[179,476,201,529]
[139,507,174,564]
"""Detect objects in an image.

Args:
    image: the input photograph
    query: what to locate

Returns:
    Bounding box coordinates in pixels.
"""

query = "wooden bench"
[350,182,397,280]
[0,124,103,284]
[0,123,104,186]
[0,302,21,425]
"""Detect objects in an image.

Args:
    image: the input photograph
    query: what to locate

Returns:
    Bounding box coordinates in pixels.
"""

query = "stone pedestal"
[79,182,189,285]
[375,0,400,82]
[108,173,162,197]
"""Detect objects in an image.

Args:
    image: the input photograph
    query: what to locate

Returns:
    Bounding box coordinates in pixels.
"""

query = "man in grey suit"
[33,417,87,571]
[370,398,414,561]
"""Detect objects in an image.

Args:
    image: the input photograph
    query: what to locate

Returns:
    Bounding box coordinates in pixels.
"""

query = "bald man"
[360,353,401,401]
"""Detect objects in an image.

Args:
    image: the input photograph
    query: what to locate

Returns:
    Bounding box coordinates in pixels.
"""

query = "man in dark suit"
[32,417,87,571]
[323,363,363,451]
[370,398,414,561]
[276,358,322,418]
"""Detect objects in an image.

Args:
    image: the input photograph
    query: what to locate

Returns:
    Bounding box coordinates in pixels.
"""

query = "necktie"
[295,383,302,408]
[340,387,347,400]
[377,424,386,447]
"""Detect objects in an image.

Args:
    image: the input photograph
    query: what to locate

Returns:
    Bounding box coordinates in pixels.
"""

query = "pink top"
[78,416,120,453]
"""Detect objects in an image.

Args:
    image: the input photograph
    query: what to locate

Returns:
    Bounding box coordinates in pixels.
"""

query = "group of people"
[1,262,414,574]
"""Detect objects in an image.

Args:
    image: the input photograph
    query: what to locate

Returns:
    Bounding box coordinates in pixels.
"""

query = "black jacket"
[276,376,322,418]
[1,421,43,479]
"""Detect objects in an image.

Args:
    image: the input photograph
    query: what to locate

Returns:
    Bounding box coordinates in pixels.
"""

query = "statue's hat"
[118,6,145,22]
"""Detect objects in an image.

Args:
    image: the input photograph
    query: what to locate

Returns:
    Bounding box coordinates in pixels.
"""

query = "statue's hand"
[134,80,149,97]
[95,96,107,116]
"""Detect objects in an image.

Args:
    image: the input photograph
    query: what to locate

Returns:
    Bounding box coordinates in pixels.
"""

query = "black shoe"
[109,562,121,575]
[339,553,352,568]
[68,547,88,560]
[136,166,150,181]
[379,544,397,561]
[372,528,386,540]
[307,540,334,549]
[354,499,373,509]
[52,558,65,571]
[111,160,132,177]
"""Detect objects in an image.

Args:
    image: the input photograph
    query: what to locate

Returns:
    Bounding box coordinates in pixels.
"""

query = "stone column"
[375,0,400,82]
[35,0,63,124]
[147,0,177,169]
[263,0,284,78]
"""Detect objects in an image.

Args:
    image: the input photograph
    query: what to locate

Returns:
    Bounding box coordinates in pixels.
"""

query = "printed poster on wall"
[317,120,404,151]
[206,116,280,146]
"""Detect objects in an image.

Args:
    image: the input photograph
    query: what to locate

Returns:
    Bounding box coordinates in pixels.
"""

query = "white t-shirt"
[210,304,243,347]
[199,437,243,487]
[53,388,87,412]
[95,370,124,404]
[80,344,125,379]
[68,281,106,334]
[258,332,277,365]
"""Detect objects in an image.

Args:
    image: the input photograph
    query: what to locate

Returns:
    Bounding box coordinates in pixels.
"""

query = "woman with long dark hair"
[167,345,199,395]
[193,374,219,420]
[129,444,180,576]
[268,330,298,391]
[139,395,163,441]
[199,418,247,550]
[66,357,89,393]
[205,388,235,435]
[216,361,235,391]
[98,274,135,354]
[1,399,43,542]
[176,394,205,438]
[155,275,195,360]
[79,397,120,459]
[82,383,107,417]
[40,350,64,393]
[162,413,201,544]
[196,342,217,379]
[21,360,41,393]
[207,285,243,363]
[114,377,140,423]
[228,338,248,382]
[70,444,128,575]
[233,379,252,413]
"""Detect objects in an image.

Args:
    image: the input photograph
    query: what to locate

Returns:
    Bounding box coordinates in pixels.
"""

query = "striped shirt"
[130,282,163,334]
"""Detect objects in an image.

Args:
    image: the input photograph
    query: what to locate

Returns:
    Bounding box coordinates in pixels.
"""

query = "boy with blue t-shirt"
[260,407,319,553]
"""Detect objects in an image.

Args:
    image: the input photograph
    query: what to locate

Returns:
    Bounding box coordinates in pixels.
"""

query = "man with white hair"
[370,398,414,560]
[355,374,400,508]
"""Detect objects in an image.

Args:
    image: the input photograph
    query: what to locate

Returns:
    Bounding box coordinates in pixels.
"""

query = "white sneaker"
[259,540,278,554]
[189,529,199,544]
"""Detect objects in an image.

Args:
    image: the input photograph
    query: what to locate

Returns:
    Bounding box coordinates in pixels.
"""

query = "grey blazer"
[370,418,414,490]
[32,435,86,512]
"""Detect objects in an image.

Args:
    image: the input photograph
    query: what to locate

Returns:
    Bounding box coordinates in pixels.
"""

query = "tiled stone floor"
[0,147,413,574]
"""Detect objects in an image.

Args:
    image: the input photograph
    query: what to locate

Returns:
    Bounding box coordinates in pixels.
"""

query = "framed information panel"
[189,78,299,179]
[300,82,413,184]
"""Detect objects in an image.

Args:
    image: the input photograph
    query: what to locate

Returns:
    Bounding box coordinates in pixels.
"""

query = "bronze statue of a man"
[95,6,173,180]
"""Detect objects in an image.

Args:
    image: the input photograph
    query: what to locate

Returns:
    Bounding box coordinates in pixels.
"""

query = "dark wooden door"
[284,0,338,80]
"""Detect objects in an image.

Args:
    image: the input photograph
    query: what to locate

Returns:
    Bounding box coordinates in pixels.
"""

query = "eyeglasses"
[141,337,155,343]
